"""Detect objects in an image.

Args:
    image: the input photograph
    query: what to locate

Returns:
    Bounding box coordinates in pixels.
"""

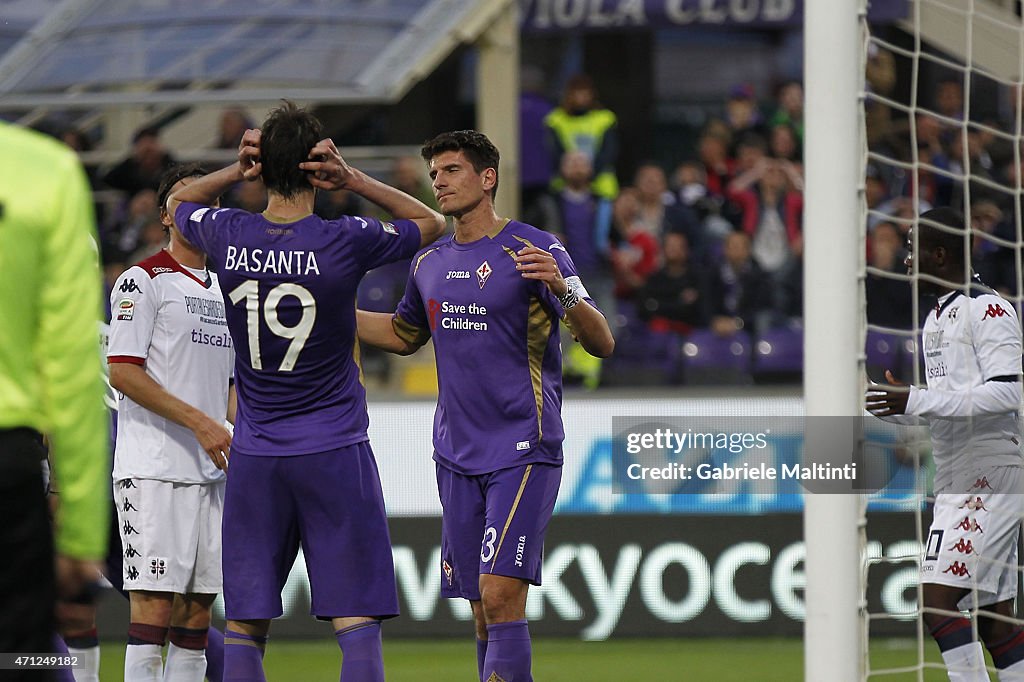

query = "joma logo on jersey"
[983,304,1009,320]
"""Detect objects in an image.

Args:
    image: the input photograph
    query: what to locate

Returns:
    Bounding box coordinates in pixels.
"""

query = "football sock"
[163,627,208,682]
[64,627,100,682]
[988,628,1024,680]
[335,621,384,682]
[50,634,76,682]
[477,638,488,682]
[482,620,532,682]
[223,629,266,682]
[204,626,224,682]
[126,623,168,682]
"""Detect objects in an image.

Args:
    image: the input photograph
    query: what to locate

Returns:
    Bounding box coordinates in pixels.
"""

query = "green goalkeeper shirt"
[0,122,109,561]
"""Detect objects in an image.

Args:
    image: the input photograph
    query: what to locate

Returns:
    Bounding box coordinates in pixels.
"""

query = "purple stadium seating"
[681,329,752,384]
[753,326,803,375]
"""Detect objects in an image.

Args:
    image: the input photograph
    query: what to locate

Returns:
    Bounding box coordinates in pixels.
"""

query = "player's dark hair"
[420,130,501,199]
[157,162,209,216]
[260,100,323,199]
[917,207,968,266]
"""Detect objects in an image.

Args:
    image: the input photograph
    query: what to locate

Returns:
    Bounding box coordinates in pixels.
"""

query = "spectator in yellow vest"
[544,74,619,201]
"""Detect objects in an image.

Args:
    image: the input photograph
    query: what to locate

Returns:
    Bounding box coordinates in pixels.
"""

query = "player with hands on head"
[866,207,1024,682]
[167,101,444,682]
[356,130,613,682]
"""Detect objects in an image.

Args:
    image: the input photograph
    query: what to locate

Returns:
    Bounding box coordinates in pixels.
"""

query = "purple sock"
[335,621,384,682]
[205,626,225,682]
[51,633,76,682]
[482,620,532,682]
[223,629,267,681]
[476,638,488,681]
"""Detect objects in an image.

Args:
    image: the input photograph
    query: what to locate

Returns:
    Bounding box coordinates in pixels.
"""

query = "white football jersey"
[108,250,233,483]
[908,288,1024,492]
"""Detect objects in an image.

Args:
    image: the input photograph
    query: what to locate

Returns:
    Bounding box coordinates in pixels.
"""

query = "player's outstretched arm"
[300,138,445,247]
[109,363,231,470]
[515,246,615,358]
[166,163,245,223]
[356,310,421,356]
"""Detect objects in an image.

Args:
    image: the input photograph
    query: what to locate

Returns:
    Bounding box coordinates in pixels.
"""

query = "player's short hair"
[157,162,209,216]
[157,162,209,235]
[420,130,500,199]
[260,100,323,199]
[917,207,968,265]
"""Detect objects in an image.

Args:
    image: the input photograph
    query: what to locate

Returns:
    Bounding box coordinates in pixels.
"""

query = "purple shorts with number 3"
[436,461,561,600]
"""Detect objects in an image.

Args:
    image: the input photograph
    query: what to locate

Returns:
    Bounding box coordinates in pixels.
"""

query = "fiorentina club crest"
[476,260,492,289]
[442,559,453,586]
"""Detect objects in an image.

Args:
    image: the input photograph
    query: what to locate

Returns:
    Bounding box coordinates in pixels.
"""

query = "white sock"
[998,658,1024,681]
[162,642,207,682]
[125,643,163,682]
[67,645,100,682]
[942,641,992,682]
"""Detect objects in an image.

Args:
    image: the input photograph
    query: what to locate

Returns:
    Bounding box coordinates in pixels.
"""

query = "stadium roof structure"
[0,0,515,110]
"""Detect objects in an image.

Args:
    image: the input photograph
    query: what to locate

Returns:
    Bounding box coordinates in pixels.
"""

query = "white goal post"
[803,0,867,679]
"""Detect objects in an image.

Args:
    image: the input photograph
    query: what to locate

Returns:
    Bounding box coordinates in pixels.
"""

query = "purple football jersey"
[176,202,421,456]
[394,220,593,475]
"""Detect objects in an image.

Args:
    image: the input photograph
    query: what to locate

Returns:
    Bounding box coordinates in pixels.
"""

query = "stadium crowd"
[36,49,1021,389]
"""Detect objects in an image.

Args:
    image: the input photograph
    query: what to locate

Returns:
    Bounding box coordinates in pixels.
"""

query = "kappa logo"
[970,477,993,491]
[955,516,984,533]
[149,557,167,579]
[982,303,1009,320]
[476,260,492,289]
[119,279,142,294]
[958,496,989,511]
[116,298,134,321]
[442,559,453,586]
[947,538,975,555]
[942,561,971,578]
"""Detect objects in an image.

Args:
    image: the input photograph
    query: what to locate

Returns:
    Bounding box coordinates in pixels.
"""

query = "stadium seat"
[753,325,803,381]
[601,304,683,385]
[681,329,752,385]
[865,330,917,382]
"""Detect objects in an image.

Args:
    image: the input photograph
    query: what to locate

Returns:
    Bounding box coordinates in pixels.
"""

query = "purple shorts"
[222,443,398,620]
[436,461,561,600]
